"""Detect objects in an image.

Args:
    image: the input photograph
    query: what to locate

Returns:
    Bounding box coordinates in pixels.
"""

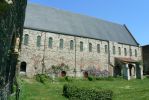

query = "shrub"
[57,76,73,82]
[88,76,94,81]
[35,74,49,84]
[63,84,113,100]
[49,63,69,77]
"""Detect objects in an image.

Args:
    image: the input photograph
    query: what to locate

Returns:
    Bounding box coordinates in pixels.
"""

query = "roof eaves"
[24,26,110,42]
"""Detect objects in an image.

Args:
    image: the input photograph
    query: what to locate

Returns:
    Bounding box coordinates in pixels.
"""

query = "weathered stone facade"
[17,4,143,79]
[18,28,142,78]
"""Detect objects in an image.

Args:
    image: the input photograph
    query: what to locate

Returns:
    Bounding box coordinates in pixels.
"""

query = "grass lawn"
[11,77,149,100]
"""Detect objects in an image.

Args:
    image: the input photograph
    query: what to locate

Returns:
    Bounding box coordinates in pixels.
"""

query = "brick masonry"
[18,28,142,77]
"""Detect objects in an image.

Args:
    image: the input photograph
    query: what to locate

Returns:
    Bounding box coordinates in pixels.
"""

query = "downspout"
[42,32,46,74]
[108,41,115,76]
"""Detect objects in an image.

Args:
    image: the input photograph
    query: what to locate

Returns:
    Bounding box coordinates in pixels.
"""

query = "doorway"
[114,65,122,76]
[20,62,26,72]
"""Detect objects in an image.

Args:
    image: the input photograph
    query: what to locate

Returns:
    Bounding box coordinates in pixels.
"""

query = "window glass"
[70,40,74,50]
[113,46,116,54]
[124,48,127,56]
[97,44,100,53]
[135,49,137,57]
[80,42,83,51]
[89,43,92,52]
[105,45,108,53]
[24,34,29,45]
[118,47,121,55]
[59,39,64,49]
[48,37,53,48]
[37,36,41,47]
[130,49,132,56]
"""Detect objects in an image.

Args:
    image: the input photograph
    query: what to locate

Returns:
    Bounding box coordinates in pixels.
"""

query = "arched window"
[24,34,29,45]
[80,41,83,51]
[130,48,132,56]
[48,37,53,48]
[118,47,121,55]
[37,36,41,47]
[59,39,64,49]
[97,44,100,53]
[135,49,137,57]
[89,43,92,52]
[105,45,108,53]
[70,40,74,50]
[124,48,127,56]
[113,46,116,55]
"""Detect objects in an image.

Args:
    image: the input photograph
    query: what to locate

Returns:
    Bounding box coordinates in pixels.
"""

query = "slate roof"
[24,3,139,46]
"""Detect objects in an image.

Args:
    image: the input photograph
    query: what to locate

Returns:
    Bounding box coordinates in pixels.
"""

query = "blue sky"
[29,0,149,46]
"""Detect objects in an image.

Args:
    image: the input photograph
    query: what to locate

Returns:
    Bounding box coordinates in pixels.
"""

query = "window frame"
[80,41,83,52]
[59,39,64,49]
[118,47,121,55]
[113,46,116,55]
[105,45,108,53]
[135,49,137,57]
[130,48,132,56]
[48,37,53,48]
[124,48,127,56]
[89,43,92,52]
[36,35,41,47]
[70,40,74,50]
[24,34,29,46]
[97,44,100,53]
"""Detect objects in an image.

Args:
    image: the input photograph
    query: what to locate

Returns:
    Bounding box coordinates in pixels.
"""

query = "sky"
[29,0,149,46]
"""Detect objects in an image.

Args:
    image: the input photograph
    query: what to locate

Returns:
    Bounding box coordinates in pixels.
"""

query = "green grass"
[11,77,149,100]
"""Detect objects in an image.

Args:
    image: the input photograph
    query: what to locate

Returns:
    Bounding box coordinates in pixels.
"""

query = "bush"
[35,74,49,84]
[57,76,73,82]
[50,63,69,77]
[88,76,94,81]
[63,84,113,100]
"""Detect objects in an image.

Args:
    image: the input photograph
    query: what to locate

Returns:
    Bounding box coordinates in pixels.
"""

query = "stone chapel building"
[18,4,143,80]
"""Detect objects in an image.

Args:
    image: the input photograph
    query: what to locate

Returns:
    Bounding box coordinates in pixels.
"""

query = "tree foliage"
[0,0,27,99]
[0,0,10,15]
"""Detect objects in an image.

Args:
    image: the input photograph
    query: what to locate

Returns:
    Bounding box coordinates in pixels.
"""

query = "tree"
[0,0,27,99]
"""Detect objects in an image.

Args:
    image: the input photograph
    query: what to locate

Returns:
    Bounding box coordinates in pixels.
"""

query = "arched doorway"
[20,62,26,72]
[61,71,66,77]
[83,71,88,78]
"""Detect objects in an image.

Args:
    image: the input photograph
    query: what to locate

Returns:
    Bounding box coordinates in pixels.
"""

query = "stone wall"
[19,28,142,77]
